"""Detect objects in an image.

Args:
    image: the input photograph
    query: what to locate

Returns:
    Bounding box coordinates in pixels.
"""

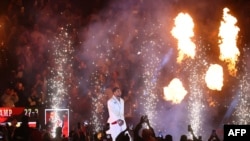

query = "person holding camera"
[134,115,156,141]
[208,130,220,141]
[187,125,202,141]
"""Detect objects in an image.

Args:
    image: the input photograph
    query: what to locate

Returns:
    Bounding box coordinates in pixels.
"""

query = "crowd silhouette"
[0,114,223,141]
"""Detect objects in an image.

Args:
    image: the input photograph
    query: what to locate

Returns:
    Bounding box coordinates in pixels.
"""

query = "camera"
[142,115,148,122]
[188,125,192,132]
[211,130,216,136]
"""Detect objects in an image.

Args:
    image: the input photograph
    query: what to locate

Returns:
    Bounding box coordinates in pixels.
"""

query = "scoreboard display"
[0,107,69,137]
[0,107,39,120]
[24,108,39,117]
[0,107,40,128]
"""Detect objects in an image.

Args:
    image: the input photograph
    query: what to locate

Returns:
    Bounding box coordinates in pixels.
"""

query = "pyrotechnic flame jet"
[218,8,240,76]
[163,78,187,104]
[205,64,224,91]
[171,13,196,63]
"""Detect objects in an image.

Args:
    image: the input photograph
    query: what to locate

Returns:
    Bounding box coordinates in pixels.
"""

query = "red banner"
[0,107,25,122]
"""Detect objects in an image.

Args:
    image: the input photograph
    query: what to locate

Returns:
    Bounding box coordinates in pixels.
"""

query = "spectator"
[13,115,32,141]
[116,128,130,141]
[164,134,173,141]
[134,115,156,141]
[72,122,86,141]
[51,126,67,141]
[188,125,201,141]
[30,120,43,141]
[7,117,18,140]
[14,81,28,107]
[27,88,42,108]
[42,122,52,141]
[180,135,188,141]
[0,124,8,141]
[104,123,112,141]
[208,130,220,141]
[0,88,19,107]
[33,73,46,104]
[141,128,157,141]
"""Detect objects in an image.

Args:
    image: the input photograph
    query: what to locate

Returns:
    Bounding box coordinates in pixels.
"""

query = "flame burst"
[163,78,187,104]
[171,13,196,63]
[218,8,240,76]
[205,64,224,91]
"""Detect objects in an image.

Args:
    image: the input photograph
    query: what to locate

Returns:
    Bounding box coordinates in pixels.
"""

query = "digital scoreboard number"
[24,108,39,118]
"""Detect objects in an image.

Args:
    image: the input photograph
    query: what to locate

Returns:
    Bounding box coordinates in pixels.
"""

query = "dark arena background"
[0,0,250,140]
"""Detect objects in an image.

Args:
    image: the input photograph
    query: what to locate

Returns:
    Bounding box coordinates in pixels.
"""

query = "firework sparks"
[234,75,250,124]
[188,65,205,136]
[89,70,107,132]
[232,48,250,124]
[137,19,166,127]
[83,21,119,132]
[218,8,240,76]
[140,45,160,127]
[47,25,74,109]
[171,12,196,63]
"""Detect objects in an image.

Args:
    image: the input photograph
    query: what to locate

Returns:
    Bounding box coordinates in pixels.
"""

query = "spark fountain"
[81,18,126,132]
[136,13,168,130]
[88,70,107,133]
[46,24,74,137]
[232,47,250,125]
[47,25,74,109]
